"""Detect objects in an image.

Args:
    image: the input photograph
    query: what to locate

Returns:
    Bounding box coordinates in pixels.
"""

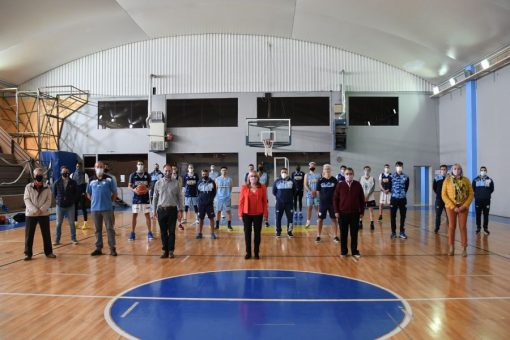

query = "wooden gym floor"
[0,208,509,339]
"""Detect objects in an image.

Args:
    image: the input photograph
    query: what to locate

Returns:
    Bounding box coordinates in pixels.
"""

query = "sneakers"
[476,228,481,234]
[53,240,60,246]
[298,212,303,219]
[110,248,117,256]
[315,236,321,243]
[293,212,298,220]
[434,227,440,234]
[182,218,187,224]
[265,221,270,228]
[305,221,311,228]
[210,233,217,240]
[46,253,57,258]
[195,233,203,239]
[147,231,154,241]
[215,223,220,230]
[192,219,199,226]
[484,229,490,235]
[340,253,347,258]
[378,215,383,221]
[353,253,361,259]
[287,231,294,238]
[72,239,79,245]
[370,221,374,230]
[333,236,340,243]
[399,231,408,239]
[128,232,136,241]
[24,255,32,261]
[254,255,260,260]
[227,226,233,231]
[169,251,175,258]
[160,251,169,258]
[81,221,88,230]
[391,232,397,240]
[90,249,103,256]
[178,223,184,230]
[276,232,281,238]
[245,254,251,260]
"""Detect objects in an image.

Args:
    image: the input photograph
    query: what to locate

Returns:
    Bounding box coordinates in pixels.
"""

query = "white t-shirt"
[360,176,376,201]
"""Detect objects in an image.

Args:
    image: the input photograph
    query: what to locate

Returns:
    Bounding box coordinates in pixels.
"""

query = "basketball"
[135,184,148,195]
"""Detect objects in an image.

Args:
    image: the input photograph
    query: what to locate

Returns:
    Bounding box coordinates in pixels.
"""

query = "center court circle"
[105,269,412,340]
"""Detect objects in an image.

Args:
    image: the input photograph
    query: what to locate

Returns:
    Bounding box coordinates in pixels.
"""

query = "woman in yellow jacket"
[441,164,474,257]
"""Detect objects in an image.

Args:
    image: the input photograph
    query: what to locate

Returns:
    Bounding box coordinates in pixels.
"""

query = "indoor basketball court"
[1,1,509,339]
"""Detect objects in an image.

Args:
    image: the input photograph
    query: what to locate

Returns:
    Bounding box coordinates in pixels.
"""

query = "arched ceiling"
[1,0,510,86]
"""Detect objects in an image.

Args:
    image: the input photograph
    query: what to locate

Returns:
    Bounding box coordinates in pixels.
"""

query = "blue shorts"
[198,203,215,220]
[215,197,231,212]
[185,196,198,207]
[306,196,320,207]
[318,204,335,219]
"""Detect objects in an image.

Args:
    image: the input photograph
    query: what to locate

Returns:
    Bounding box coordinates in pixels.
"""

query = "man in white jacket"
[23,168,56,261]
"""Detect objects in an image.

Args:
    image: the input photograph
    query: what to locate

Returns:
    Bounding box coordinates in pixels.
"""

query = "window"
[257,97,330,126]
[98,100,148,129]
[348,97,399,126]
[166,98,238,127]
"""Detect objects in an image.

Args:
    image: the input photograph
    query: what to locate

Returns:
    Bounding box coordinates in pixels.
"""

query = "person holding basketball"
[128,161,153,241]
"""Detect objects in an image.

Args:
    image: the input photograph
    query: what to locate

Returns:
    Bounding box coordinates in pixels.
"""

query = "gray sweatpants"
[93,211,116,250]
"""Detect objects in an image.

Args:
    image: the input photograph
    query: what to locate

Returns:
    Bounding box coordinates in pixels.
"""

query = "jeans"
[157,206,177,252]
[92,211,116,250]
[55,205,76,242]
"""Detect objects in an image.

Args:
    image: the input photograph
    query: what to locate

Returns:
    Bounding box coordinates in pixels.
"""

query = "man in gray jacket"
[23,168,56,261]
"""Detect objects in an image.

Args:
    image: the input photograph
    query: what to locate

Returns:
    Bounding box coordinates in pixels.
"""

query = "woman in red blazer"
[238,171,268,259]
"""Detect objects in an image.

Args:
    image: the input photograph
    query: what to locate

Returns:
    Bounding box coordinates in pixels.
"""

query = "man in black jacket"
[472,166,495,235]
[273,167,296,238]
[53,165,79,245]
[432,164,448,234]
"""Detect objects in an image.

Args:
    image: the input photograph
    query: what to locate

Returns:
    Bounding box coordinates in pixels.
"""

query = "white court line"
[180,256,190,263]
[121,302,139,318]
[447,274,500,277]
[46,272,90,276]
[2,291,510,302]
[247,276,295,280]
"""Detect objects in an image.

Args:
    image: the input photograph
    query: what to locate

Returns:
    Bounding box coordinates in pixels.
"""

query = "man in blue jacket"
[390,161,409,240]
[472,166,495,235]
[273,167,296,238]
[196,169,217,240]
[432,164,448,234]
[53,165,79,245]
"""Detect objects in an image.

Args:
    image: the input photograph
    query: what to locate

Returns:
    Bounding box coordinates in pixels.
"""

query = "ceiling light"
[129,124,133,128]
[111,118,115,122]
[449,78,456,86]
[433,86,439,95]
[367,121,371,126]
[393,109,397,114]
[481,59,490,70]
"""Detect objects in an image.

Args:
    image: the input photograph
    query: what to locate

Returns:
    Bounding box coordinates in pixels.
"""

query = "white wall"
[439,89,467,166]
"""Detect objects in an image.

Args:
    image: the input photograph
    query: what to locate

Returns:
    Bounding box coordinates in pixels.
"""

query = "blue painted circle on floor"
[106,270,411,340]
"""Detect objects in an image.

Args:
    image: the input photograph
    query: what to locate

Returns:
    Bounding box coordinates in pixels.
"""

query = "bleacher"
[0,153,31,212]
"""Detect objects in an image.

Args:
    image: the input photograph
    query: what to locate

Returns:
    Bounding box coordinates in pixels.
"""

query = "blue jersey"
[209,171,220,181]
[197,178,216,205]
[305,172,320,198]
[272,177,296,204]
[390,172,409,199]
[129,172,151,204]
[317,176,338,205]
[336,173,345,182]
[87,175,117,212]
[259,172,268,185]
[183,173,199,197]
[215,176,232,200]
[291,171,305,191]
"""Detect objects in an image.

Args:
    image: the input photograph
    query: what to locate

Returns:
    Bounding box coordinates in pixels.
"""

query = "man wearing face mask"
[389,161,410,240]
[258,163,270,227]
[87,161,118,256]
[183,164,199,225]
[291,165,305,221]
[316,164,339,243]
[209,164,220,181]
[472,166,495,235]
[336,165,347,182]
[244,164,255,183]
[360,166,376,230]
[333,167,365,258]
[432,164,448,234]
[197,169,217,239]
[128,161,152,241]
[52,165,79,245]
[171,165,185,230]
[304,162,320,228]
[153,164,184,258]
[272,167,296,238]
[149,163,163,201]
[378,164,392,221]
[215,166,233,231]
[23,168,56,260]
[71,161,89,229]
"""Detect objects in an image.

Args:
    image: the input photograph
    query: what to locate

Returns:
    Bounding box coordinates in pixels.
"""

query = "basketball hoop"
[263,138,274,157]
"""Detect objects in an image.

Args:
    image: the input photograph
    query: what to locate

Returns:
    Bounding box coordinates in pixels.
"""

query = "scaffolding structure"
[0,86,88,160]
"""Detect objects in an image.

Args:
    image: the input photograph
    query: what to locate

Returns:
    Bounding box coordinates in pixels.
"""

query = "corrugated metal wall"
[21,34,432,95]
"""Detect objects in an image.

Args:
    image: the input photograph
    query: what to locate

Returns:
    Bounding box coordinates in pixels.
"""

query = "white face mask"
[440,170,447,176]
[480,171,487,177]
[364,170,370,176]
[249,177,258,184]
[452,169,461,176]
[384,168,390,174]
[137,165,144,172]
[345,174,354,182]
[188,168,194,174]
[210,167,215,172]
[95,168,104,176]
[396,166,403,174]
[340,169,345,175]
[281,172,288,179]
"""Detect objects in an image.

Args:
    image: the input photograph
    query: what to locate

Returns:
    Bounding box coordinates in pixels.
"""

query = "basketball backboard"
[246,118,291,147]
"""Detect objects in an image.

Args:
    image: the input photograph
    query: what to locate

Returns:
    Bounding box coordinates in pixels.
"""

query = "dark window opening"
[257,97,330,126]
[348,97,399,126]
[166,98,238,127]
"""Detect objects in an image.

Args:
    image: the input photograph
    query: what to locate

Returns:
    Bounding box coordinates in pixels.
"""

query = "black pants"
[390,197,407,233]
[158,207,177,252]
[74,184,88,222]
[243,214,263,256]
[475,200,491,230]
[24,216,53,256]
[435,200,445,229]
[275,202,293,233]
[293,191,303,212]
[339,213,360,255]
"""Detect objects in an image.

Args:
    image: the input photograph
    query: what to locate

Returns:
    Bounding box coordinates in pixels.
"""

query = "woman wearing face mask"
[441,164,474,257]
[238,171,268,259]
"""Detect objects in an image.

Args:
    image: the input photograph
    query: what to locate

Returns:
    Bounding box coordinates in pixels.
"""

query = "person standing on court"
[336,165,347,182]
[389,161,410,240]
[153,164,184,258]
[433,164,448,234]
[316,164,339,243]
[442,163,474,257]
[128,160,153,241]
[304,162,320,228]
[333,167,365,258]
[257,163,270,228]
[71,161,89,229]
[472,166,494,235]
[272,167,296,238]
[239,171,268,259]
[196,169,217,239]
[149,163,163,201]
[291,165,305,221]
[209,164,220,181]
[88,161,118,257]
[53,165,79,245]
[23,168,56,261]
[215,166,233,231]
[377,164,392,222]
[359,165,376,230]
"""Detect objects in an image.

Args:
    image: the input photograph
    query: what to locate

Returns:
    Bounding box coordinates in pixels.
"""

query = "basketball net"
[263,138,274,157]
